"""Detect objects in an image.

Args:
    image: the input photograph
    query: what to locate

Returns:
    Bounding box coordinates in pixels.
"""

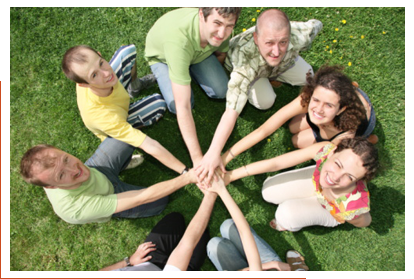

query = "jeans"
[150,54,228,114]
[207,219,281,271]
[85,137,168,218]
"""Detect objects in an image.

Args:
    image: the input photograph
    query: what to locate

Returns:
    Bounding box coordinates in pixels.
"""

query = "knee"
[291,134,300,149]
[207,237,222,256]
[275,202,302,232]
[219,219,235,237]
[167,100,177,114]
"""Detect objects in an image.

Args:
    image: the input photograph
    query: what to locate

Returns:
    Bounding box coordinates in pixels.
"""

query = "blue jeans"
[356,87,376,137]
[85,137,168,219]
[207,219,282,271]
[150,54,228,114]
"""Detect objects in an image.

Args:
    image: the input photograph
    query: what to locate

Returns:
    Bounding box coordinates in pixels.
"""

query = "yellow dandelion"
[242,28,246,32]
[335,28,339,31]
[382,31,387,34]
[330,50,333,54]
[267,138,271,143]
[333,39,337,43]
[348,62,352,66]
[361,35,365,39]
[252,18,256,22]
[350,35,354,38]
[257,9,261,13]
[342,19,346,24]
[340,56,343,60]
[326,45,329,49]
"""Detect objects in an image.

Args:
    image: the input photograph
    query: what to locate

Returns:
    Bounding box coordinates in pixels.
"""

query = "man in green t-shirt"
[20,138,196,224]
[145,7,241,170]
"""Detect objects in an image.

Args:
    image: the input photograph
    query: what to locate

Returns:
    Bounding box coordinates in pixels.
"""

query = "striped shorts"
[110,44,167,129]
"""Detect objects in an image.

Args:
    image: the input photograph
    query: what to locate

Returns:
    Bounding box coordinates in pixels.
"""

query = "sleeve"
[73,194,118,222]
[163,41,193,85]
[88,106,147,148]
[225,44,260,114]
[225,69,251,113]
[290,19,323,52]
[163,264,182,271]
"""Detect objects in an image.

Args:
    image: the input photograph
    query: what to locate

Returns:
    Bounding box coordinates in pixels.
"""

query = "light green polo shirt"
[144,8,230,85]
[44,167,118,224]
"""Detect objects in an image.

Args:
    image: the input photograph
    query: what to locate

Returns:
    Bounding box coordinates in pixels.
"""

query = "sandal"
[286,250,309,271]
[269,219,286,231]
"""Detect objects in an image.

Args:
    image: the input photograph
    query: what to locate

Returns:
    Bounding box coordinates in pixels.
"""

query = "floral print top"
[313,143,370,223]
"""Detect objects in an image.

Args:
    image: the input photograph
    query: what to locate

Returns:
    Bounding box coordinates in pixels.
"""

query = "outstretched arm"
[222,96,306,165]
[114,169,197,214]
[195,108,239,185]
[172,82,204,166]
[139,136,186,174]
[207,175,262,271]
[224,141,327,184]
[165,191,217,270]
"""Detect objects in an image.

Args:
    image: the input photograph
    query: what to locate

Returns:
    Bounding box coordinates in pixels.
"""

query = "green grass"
[9,7,405,271]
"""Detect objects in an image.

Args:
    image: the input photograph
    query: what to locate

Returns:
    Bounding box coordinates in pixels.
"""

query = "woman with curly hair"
[221,66,376,166]
[289,65,377,148]
[219,137,379,232]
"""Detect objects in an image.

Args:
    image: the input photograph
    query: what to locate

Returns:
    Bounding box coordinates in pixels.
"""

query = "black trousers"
[145,212,210,271]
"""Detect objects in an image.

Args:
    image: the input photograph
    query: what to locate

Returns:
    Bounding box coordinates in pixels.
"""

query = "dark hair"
[20,144,58,187]
[334,137,379,181]
[300,65,366,132]
[61,45,101,84]
[199,7,242,24]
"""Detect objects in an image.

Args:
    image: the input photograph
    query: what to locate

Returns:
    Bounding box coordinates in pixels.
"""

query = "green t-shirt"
[144,8,230,85]
[44,167,118,224]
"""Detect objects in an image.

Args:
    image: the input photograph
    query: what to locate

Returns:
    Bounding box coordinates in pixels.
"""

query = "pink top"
[312,143,370,223]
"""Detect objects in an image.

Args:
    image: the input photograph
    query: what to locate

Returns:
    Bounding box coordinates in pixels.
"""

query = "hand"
[194,151,226,186]
[204,172,226,195]
[129,242,156,266]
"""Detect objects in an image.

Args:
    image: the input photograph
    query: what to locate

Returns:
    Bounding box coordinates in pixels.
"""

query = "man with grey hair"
[195,9,323,185]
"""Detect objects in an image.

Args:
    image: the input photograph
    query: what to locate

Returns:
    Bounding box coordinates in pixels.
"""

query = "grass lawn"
[8,7,405,272]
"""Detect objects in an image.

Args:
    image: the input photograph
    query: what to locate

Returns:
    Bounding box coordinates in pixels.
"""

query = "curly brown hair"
[300,65,366,132]
[335,137,379,181]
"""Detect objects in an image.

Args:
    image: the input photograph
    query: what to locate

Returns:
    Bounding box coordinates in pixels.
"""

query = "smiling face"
[319,148,367,190]
[199,8,236,48]
[308,86,346,125]
[71,48,118,96]
[253,24,290,67]
[33,148,90,190]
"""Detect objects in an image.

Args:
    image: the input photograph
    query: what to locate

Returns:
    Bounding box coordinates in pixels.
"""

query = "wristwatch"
[181,166,189,175]
[124,256,132,266]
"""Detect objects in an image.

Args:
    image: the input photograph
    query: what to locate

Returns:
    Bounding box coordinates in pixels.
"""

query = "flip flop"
[286,250,309,271]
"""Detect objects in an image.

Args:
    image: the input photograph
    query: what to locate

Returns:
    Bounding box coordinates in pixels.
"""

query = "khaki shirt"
[224,19,323,113]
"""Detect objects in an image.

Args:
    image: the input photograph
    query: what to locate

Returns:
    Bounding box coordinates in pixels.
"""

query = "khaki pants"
[262,165,340,232]
[248,56,313,110]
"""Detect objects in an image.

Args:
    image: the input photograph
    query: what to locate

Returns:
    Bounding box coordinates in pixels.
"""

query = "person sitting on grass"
[102,172,265,271]
[20,140,196,225]
[194,9,324,186]
[221,137,379,232]
[221,65,377,170]
[99,212,210,271]
[207,218,309,271]
[62,44,185,174]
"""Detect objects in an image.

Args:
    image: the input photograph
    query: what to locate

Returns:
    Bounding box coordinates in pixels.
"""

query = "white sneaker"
[125,154,144,170]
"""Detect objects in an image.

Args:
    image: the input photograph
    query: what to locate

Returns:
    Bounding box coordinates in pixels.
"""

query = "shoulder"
[313,142,336,161]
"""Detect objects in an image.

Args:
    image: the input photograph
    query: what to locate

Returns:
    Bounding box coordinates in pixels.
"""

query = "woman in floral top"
[220,137,379,232]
